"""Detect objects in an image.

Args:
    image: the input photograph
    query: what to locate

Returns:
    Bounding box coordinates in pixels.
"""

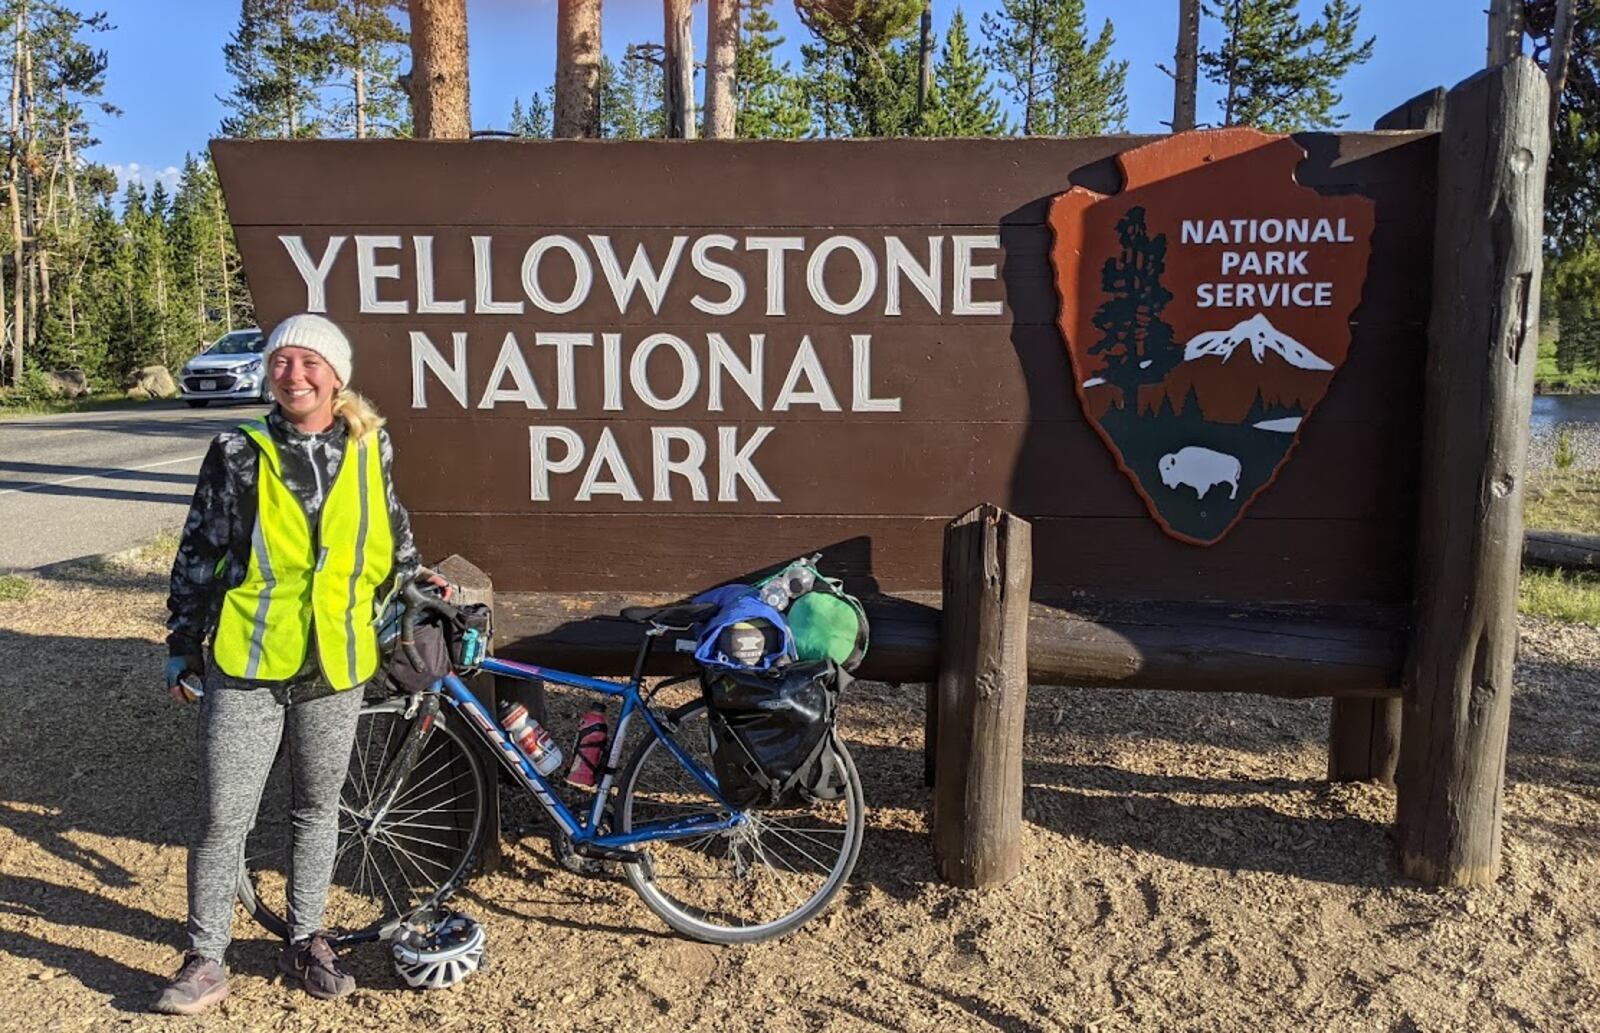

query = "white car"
[180,328,270,407]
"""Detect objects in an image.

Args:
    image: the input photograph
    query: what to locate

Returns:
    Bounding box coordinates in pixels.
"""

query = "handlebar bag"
[382,615,451,693]
[701,660,851,809]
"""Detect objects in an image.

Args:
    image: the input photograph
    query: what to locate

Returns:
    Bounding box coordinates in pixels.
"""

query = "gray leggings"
[187,682,364,961]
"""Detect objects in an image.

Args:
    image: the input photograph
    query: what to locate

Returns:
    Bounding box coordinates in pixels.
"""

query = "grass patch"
[1520,569,1600,625]
[1526,469,1600,535]
[128,530,183,569]
[0,391,158,419]
[0,574,34,602]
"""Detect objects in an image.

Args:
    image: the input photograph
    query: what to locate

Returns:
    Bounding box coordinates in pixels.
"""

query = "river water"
[1532,394,1600,431]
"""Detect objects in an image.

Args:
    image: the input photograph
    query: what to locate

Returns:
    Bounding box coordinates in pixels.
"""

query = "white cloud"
[109,161,181,196]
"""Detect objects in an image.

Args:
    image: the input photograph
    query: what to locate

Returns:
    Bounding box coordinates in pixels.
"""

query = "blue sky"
[95,0,1486,195]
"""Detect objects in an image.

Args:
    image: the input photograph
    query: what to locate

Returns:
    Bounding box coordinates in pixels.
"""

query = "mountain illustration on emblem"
[1048,128,1375,546]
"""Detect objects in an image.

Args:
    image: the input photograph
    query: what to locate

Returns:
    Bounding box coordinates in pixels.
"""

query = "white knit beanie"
[264,314,353,386]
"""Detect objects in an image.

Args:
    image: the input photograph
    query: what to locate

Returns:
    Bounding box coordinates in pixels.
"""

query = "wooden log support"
[932,505,1032,889]
[1523,528,1600,571]
[1328,87,1450,785]
[433,554,517,874]
[1327,698,1402,786]
[1397,58,1549,887]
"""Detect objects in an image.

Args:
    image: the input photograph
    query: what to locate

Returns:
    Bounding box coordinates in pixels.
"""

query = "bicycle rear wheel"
[240,696,489,944]
[616,700,864,944]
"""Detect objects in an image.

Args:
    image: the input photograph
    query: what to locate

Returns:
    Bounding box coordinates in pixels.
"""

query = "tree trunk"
[8,5,27,387]
[703,0,738,138]
[1173,0,1199,131]
[408,0,472,139]
[663,0,696,138]
[213,188,234,331]
[554,0,602,138]
[917,1,934,122]
[1546,0,1575,133]
[1487,0,1524,66]
[1396,58,1549,887]
[354,10,369,140]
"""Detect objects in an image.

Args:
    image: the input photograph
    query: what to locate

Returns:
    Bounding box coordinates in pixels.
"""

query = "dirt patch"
[2,548,1597,1032]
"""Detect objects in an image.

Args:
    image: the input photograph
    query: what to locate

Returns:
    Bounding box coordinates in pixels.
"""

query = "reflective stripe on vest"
[213,420,395,689]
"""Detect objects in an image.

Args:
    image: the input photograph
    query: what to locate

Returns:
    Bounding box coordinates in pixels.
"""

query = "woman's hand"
[422,571,455,602]
[166,656,204,704]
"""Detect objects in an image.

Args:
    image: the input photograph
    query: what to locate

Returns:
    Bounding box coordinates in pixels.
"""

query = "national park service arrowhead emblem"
[1049,129,1375,545]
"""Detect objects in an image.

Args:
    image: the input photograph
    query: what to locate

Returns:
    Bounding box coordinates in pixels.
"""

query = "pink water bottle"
[499,703,563,777]
[567,710,609,788]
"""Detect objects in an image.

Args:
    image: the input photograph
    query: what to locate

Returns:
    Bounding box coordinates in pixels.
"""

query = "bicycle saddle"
[620,602,719,629]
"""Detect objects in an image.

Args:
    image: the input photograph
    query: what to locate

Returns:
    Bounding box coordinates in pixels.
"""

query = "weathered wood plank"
[933,505,1031,888]
[1397,58,1550,887]
[412,513,1414,602]
[485,589,1404,694]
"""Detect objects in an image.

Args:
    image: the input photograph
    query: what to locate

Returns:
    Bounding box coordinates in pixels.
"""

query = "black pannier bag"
[701,660,852,809]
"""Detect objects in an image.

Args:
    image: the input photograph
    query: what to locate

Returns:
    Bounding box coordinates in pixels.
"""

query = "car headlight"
[236,359,262,375]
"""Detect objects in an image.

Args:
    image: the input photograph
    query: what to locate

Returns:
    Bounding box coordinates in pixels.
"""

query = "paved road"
[0,402,269,572]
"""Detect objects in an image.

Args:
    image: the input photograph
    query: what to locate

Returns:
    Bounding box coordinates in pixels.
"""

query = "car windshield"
[208,330,264,355]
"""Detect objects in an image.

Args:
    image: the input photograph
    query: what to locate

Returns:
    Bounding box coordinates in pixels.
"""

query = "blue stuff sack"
[690,584,796,672]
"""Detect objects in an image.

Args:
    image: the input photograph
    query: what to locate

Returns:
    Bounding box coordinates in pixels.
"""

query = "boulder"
[127,365,178,399]
[44,369,89,398]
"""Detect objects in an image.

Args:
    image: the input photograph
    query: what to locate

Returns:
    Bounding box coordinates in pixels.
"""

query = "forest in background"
[0,0,1593,400]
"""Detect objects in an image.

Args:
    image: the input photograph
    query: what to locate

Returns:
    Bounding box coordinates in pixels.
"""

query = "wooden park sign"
[214,62,1553,892]
[212,131,1431,608]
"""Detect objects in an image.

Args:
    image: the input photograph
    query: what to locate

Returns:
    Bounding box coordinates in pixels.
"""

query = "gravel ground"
[1528,419,1600,471]
[1,550,1597,1033]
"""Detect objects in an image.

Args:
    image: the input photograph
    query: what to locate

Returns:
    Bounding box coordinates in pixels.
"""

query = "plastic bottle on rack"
[566,710,609,788]
[499,702,564,776]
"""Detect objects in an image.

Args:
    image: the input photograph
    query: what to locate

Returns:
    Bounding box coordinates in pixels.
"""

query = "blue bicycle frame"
[430,656,746,853]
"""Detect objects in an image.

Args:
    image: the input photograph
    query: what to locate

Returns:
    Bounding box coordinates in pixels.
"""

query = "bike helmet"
[389,908,487,990]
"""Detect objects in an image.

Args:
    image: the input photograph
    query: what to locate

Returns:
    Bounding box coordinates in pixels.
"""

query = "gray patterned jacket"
[165,408,422,691]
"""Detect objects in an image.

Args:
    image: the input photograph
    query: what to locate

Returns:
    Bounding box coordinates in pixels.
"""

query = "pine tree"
[796,0,923,136]
[926,7,1007,136]
[1200,0,1374,131]
[1088,207,1179,408]
[220,0,333,138]
[1529,0,1600,254]
[600,47,665,140]
[735,0,810,139]
[982,0,1127,136]
[312,0,409,138]
[510,91,554,137]
[799,37,851,137]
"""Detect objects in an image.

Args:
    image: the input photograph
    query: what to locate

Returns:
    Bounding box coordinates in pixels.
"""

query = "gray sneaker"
[278,933,356,1000]
[151,952,229,1015]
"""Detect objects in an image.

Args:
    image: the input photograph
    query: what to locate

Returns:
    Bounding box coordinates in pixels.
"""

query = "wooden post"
[932,504,1031,889]
[1487,0,1524,66]
[1396,58,1549,887]
[434,554,527,875]
[1327,86,1448,785]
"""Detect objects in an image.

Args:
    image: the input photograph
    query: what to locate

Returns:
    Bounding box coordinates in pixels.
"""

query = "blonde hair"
[334,389,386,440]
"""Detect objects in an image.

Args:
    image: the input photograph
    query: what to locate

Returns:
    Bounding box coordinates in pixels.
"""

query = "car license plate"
[200,379,217,391]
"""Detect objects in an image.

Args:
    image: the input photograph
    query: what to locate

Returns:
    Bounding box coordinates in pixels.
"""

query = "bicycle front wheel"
[616,700,865,944]
[240,696,489,944]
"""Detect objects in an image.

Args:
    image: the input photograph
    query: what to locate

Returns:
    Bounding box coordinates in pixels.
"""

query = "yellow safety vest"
[213,420,395,690]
